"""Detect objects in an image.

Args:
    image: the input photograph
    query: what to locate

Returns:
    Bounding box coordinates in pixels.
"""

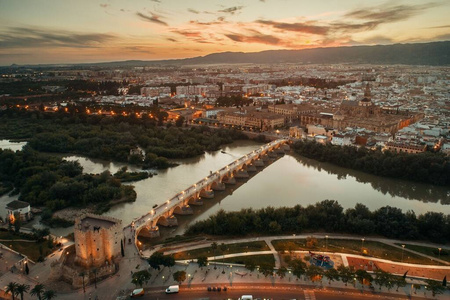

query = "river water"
[1,140,449,236]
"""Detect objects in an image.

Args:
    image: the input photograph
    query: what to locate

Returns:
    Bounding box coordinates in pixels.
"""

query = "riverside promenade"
[1,233,449,299]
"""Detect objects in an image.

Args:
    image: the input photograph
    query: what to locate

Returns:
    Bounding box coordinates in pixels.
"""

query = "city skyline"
[1,0,450,65]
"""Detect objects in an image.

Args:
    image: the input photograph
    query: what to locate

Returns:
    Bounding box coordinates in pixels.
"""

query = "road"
[140,289,428,300]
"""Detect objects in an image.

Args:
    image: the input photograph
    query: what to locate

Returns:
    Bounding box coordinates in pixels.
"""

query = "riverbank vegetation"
[0,147,136,216]
[293,140,450,186]
[185,200,450,244]
[0,109,248,169]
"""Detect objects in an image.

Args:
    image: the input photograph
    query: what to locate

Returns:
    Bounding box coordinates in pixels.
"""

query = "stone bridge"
[133,139,290,239]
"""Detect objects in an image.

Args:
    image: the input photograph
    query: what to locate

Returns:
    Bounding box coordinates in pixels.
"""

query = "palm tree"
[79,271,86,294]
[30,284,45,300]
[5,282,18,300]
[15,284,30,300]
[42,290,56,300]
[219,243,227,274]
[92,268,98,289]
[211,242,218,269]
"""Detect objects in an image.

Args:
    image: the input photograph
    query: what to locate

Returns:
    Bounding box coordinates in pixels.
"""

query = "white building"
[6,200,31,223]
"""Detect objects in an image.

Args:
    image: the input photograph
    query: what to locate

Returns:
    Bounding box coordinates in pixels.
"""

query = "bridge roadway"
[132,139,289,239]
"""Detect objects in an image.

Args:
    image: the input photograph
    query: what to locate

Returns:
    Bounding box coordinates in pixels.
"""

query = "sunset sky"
[1,0,449,65]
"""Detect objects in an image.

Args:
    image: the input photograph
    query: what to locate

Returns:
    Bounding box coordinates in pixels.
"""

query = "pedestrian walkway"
[264,238,281,268]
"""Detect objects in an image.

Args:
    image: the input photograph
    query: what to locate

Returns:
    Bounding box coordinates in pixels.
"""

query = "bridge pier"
[200,189,214,199]
[247,164,257,172]
[235,169,249,178]
[158,215,178,227]
[262,154,270,162]
[275,148,285,155]
[174,205,194,215]
[189,198,203,206]
[140,225,160,238]
[223,177,236,185]
[254,159,264,167]
[282,144,291,151]
[212,182,226,191]
[268,151,278,158]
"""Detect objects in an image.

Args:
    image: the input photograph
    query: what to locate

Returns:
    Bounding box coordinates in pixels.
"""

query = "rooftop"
[6,200,30,210]
[78,216,118,232]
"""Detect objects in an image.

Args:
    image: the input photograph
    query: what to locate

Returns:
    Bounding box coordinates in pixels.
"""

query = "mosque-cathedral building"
[299,84,423,134]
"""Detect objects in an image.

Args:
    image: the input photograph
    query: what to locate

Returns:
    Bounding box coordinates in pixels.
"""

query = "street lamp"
[361,238,365,253]
[438,248,442,260]
[325,235,329,252]
[401,245,405,262]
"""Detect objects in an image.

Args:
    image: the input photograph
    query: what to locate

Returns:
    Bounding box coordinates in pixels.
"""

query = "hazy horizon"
[1,0,450,65]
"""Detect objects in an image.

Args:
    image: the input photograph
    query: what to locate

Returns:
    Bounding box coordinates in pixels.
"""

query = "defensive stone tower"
[74,214,123,268]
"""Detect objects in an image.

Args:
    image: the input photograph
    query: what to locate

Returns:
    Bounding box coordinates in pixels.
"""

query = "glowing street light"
[438,248,442,260]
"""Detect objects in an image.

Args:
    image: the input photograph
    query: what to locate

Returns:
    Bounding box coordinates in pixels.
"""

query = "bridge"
[132,139,290,239]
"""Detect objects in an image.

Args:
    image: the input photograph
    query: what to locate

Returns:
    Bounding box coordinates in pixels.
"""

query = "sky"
[1,0,449,65]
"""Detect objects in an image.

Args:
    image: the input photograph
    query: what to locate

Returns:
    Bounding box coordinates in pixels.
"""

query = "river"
[1,139,449,237]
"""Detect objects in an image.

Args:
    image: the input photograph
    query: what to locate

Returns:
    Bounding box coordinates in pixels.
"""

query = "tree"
[324,268,340,284]
[5,282,18,300]
[47,236,53,249]
[245,261,256,272]
[197,256,208,268]
[355,269,372,286]
[211,242,218,269]
[337,265,354,286]
[258,263,274,277]
[425,279,445,297]
[175,116,184,127]
[306,265,324,282]
[393,275,406,292]
[289,259,306,280]
[147,252,165,270]
[306,236,318,248]
[373,269,392,290]
[131,270,151,287]
[276,267,287,279]
[13,213,21,233]
[163,255,175,269]
[173,270,186,284]
[15,284,29,300]
[42,290,56,300]
[30,284,45,300]
[220,243,227,273]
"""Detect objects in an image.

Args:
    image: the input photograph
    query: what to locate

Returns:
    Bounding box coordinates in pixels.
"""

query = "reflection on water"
[293,155,450,205]
[1,139,449,237]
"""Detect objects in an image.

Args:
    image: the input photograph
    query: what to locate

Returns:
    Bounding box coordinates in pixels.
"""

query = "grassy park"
[222,254,275,268]
[171,241,269,260]
[396,243,450,263]
[272,238,445,266]
[0,230,54,261]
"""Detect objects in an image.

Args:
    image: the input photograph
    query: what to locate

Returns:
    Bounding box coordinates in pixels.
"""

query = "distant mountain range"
[6,41,450,68]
